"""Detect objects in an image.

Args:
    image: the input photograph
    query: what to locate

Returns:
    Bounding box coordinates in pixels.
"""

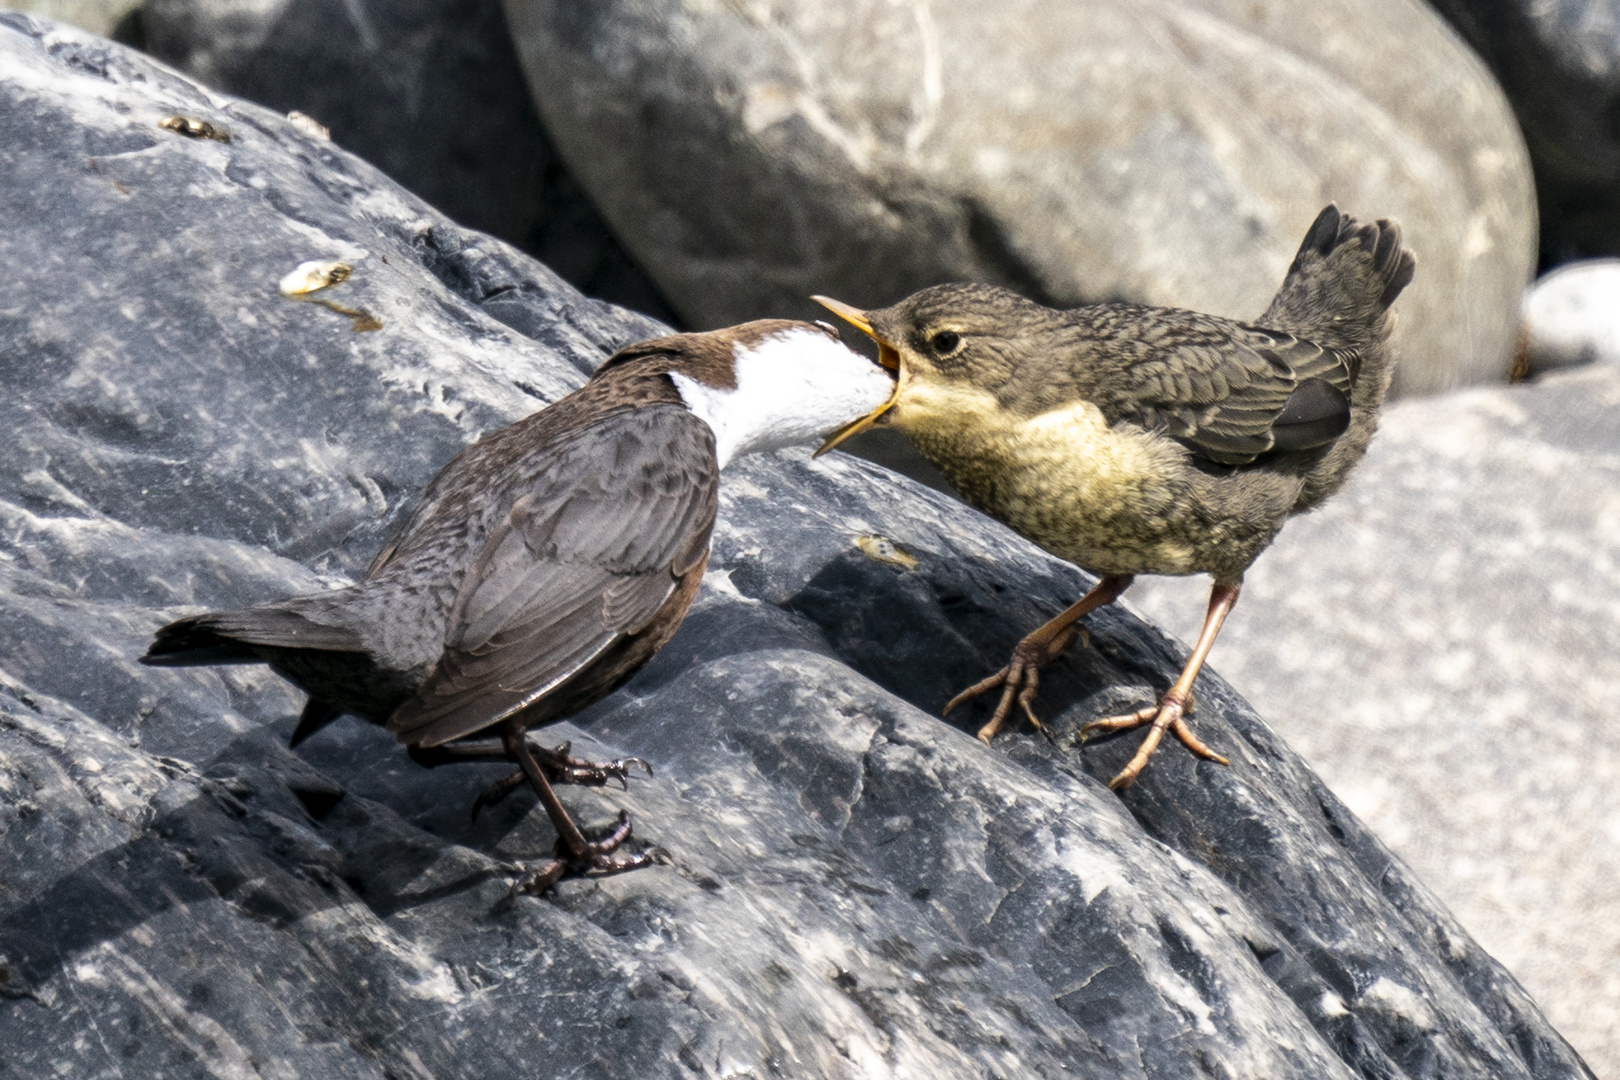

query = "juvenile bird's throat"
[890,377,1203,575]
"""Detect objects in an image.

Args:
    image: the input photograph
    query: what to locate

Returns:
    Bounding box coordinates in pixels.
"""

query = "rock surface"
[1520,259,1620,375]
[1426,0,1620,265]
[502,0,1537,400]
[1129,362,1620,1077]
[5,0,139,37]
[127,0,677,322]
[0,15,1594,1079]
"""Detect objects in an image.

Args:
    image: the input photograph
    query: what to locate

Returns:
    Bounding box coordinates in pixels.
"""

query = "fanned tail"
[1264,206,1416,513]
[1262,205,1416,357]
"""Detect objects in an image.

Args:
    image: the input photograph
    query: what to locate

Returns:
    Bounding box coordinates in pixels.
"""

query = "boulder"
[1519,259,1620,375]
[1129,361,1620,1076]
[5,0,139,37]
[1425,0,1620,264]
[0,15,1594,1079]
[502,0,1537,400]
[126,0,677,321]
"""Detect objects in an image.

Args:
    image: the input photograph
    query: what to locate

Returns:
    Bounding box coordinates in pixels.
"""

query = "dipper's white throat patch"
[671,327,895,468]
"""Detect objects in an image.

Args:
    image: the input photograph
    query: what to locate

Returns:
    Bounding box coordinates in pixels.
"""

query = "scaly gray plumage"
[817,205,1415,787]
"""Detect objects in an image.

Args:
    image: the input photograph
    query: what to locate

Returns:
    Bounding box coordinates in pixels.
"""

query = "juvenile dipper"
[142,320,894,892]
[815,206,1415,789]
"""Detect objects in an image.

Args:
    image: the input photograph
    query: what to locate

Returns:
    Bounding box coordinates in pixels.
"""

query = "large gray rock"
[1425,0,1620,264]
[5,0,138,37]
[127,0,677,322]
[502,0,1537,400]
[1129,363,1620,1077]
[0,15,1593,1079]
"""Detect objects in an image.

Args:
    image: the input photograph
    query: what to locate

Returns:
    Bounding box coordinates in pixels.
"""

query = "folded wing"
[388,405,718,747]
[1107,318,1356,467]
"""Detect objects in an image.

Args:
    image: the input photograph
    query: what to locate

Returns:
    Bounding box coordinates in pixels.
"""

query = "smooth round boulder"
[1520,259,1620,374]
[503,0,1538,399]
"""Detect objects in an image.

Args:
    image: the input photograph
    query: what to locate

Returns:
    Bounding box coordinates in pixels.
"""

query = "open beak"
[811,295,906,456]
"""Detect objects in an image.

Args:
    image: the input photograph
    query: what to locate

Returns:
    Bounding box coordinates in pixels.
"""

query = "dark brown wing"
[1105,318,1356,466]
[388,406,718,747]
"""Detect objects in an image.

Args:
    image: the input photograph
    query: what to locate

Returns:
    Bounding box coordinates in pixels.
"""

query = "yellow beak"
[811,295,906,457]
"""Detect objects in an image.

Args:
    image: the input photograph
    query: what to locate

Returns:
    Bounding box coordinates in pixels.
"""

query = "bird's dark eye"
[930,330,961,355]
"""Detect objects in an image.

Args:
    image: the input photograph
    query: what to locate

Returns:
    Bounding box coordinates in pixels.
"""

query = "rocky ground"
[0,16,1596,1079]
[1130,357,1620,1078]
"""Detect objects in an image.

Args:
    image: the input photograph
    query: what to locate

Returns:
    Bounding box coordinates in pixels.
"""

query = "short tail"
[140,605,365,667]
[1272,207,1416,514]
[1261,205,1416,354]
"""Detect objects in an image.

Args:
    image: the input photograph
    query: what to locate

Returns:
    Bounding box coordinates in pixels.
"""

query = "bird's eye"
[930,330,961,355]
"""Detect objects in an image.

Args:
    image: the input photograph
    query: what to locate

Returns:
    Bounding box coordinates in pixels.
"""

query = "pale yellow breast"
[891,381,1203,574]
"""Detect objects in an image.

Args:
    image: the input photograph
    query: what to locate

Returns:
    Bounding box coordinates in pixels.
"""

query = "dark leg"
[946,573,1135,742]
[410,737,651,786]
[1080,581,1238,789]
[408,736,653,821]
[500,725,656,897]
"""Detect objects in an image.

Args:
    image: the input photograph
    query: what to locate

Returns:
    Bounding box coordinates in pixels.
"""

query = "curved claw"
[949,645,1048,743]
[498,811,659,906]
[947,622,1087,742]
[610,757,654,789]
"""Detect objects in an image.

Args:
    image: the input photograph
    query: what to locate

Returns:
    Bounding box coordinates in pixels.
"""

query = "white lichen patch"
[277,259,352,296]
[1356,976,1439,1033]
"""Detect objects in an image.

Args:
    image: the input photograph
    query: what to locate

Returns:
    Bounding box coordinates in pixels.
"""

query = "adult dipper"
[142,320,894,892]
[814,206,1415,789]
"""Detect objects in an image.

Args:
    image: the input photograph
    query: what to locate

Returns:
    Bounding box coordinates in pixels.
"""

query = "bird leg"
[945,574,1135,742]
[500,725,655,897]
[408,737,653,821]
[1081,582,1238,789]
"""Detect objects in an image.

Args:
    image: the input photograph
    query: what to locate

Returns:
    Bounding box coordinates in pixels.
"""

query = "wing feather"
[1100,318,1356,466]
[388,406,719,747]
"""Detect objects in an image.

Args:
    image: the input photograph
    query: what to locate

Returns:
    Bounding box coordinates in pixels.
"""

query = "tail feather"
[1261,204,1416,354]
[1270,206,1417,514]
[141,604,365,667]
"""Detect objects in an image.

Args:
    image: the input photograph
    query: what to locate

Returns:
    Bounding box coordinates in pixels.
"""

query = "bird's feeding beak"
[811,295,906,457]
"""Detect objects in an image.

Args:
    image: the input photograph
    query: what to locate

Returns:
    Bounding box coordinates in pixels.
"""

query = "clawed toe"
[501,811,657,904]
[533,740,655,789]
[480,726,663,904]
[470,770,527,822]
[1080,696,1229,789]
[945,637,1057,743]
[471,741,655,822]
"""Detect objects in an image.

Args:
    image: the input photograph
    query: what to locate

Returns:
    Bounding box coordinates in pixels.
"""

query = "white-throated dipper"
[814,206,1415,789]
[142,320,895,892]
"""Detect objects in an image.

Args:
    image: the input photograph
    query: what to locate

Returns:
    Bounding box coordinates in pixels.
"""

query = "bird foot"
[501,812,666,903]
[1079,694,1228,789]
[944,627,1083,743]
[470,740,653,822]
